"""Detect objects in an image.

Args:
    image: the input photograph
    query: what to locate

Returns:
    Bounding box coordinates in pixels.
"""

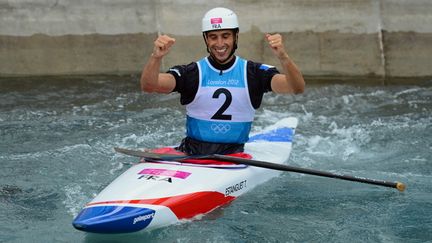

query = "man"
[141,7,305,155]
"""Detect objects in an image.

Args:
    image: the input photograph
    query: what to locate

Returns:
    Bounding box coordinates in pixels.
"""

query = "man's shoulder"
[174,61,199,69]
[168,62,199,76]
[244,60,278,74]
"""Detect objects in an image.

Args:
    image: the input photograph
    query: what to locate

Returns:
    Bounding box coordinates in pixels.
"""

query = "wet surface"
[0,76,431,242]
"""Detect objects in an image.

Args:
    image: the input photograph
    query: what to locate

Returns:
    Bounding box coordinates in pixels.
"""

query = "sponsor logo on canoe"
[138,168,191,183]
[138,175,173,183]
[133,212,155,225]
[139,168,191,179]
[225,180,247,196]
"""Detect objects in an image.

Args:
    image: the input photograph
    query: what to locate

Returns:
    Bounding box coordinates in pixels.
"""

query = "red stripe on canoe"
[86,191,235,219]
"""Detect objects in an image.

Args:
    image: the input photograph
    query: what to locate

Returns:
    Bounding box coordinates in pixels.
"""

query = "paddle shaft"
[211,154,405,191]
[114,147,405,191]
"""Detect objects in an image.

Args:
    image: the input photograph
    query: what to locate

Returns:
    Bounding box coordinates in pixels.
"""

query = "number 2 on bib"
[211,88,232,120]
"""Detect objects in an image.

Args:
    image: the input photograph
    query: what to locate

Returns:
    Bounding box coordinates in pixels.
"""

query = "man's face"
[205,29,236,64]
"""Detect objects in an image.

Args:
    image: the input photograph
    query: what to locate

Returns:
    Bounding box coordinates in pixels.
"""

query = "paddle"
[114,147,406,192]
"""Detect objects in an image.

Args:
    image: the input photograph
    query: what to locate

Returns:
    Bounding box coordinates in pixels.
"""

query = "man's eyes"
[209,34,231,40]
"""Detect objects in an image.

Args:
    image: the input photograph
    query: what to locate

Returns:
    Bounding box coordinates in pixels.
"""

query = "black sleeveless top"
[167,56,279,155]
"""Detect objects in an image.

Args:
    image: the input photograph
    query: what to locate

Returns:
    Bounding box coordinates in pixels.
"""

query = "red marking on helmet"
[210,18,223,24]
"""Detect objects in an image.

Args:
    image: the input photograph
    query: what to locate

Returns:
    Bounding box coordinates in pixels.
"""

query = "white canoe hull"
[72,117,298,233]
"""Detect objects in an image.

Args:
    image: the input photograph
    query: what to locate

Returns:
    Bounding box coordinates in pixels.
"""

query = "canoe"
[72,117,298,233]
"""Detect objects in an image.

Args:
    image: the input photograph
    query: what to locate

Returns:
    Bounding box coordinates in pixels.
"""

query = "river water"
[0,77,431,243]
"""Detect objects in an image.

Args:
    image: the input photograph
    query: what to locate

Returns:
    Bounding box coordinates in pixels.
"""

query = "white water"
[0,78,431,242]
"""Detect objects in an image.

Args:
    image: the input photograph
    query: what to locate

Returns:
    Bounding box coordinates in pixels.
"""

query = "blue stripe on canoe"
[248,127,293,142]
[72,206,155,233]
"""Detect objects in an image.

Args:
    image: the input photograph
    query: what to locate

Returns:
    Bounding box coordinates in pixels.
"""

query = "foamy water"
[0,78,431,242]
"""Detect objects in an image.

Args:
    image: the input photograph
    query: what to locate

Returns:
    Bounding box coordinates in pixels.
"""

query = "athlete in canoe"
[140,7,305,155]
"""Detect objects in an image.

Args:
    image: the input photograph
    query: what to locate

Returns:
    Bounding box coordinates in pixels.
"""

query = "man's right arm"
[140,35,177,93]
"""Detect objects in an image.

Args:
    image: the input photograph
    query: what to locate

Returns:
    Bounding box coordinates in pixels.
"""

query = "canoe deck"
[72,117,298,233]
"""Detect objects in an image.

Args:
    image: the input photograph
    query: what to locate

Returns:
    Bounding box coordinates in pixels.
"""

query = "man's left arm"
[266,33,305,94]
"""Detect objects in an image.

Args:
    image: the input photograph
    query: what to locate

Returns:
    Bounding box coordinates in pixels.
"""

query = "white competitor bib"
[186,57,255,143]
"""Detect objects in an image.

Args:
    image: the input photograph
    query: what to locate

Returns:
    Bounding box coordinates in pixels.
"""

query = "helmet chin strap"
[203,31,238,65]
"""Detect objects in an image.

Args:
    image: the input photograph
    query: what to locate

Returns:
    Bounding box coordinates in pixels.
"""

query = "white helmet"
[202,7,239,32]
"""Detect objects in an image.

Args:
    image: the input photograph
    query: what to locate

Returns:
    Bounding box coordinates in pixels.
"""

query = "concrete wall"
[1,0,431,80]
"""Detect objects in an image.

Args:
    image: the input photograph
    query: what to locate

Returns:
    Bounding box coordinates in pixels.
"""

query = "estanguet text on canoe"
[225,180,247,197]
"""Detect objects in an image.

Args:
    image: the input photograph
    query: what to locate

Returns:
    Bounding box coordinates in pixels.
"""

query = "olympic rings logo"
[211,123,231,134]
